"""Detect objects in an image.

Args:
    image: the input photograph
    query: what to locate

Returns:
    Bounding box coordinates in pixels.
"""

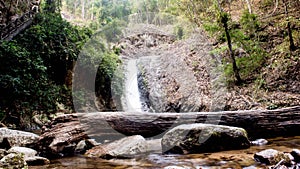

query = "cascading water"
[122,59,146,112]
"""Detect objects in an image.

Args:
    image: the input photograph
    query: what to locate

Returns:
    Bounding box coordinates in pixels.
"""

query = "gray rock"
[6,147,49,166]
[75,140,86,154]
[291,149,300,162]
[25,156,50,166]
[0,153,28,169]
[7,147,37,159]
[161,124,250,154]
[85,135,148,159]
[254,149,291,165]
[86,139,100,147]
[251,139,268,146]
[0,128,39,147]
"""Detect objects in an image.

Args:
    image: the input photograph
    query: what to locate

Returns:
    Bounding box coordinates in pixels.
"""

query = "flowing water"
[122,59,145,112]
[30,136,300,169]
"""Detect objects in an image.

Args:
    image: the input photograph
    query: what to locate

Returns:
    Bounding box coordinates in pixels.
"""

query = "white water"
[123,59,144,112]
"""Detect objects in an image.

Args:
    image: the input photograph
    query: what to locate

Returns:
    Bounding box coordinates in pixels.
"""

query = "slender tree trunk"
[282,0,296,51]
[216,0,242,84]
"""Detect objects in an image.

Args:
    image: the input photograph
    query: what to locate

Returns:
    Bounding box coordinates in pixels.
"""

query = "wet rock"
[254,149,291,165]
[0,153,28,169]
[25,156,50,166]
[291,149,300,162]
[251,139,268,146]
[161,124,250,154]
[7,147,37,159]
[0,128,39,148]
[85,135,148,159]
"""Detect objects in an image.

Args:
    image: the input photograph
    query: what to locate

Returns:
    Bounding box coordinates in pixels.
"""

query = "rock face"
[254,149,291,165]
[0,128,39,148]
[85,135,148,159]
[161,124,250,154]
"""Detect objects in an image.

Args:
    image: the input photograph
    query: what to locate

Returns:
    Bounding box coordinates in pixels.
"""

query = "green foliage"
[0,12,92,127]
[0,41,58,123]
[16,13,92,85]
[240,10,259,37]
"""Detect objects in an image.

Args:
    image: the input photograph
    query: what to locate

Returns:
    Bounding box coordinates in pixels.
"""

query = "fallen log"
[36,106,300,156]
[76,106,300,141]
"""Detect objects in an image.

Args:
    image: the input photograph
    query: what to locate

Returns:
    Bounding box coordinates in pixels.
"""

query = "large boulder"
[85,135,148,159]
[0,128,39,148]
[161,124,250,154]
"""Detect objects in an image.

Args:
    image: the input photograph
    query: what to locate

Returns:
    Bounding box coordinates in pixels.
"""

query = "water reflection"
[29,136,300,169]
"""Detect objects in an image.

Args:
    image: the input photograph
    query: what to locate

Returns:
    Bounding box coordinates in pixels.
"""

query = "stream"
[30,136,300,169]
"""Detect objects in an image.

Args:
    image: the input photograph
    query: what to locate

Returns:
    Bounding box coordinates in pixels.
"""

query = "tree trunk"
[282,0,296,51]
[71,106,300,141]
[216,0,242,84]
[39,106,300,154]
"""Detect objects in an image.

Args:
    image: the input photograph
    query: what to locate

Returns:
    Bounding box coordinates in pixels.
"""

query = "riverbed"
[30,136,300,169]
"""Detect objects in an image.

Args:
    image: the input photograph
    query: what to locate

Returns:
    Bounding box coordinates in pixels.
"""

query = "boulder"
[254,149,292,165]
[161,124,250,154]
[0,153,28,169]
[85,135,148,159]
[291,149,300,162]
[7,147,37,159]
[0,128,39,148]
[25,156,50,166]
[7,147,50,166]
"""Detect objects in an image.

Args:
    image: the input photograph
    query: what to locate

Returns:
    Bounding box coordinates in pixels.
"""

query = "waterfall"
[122,59,145,112]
